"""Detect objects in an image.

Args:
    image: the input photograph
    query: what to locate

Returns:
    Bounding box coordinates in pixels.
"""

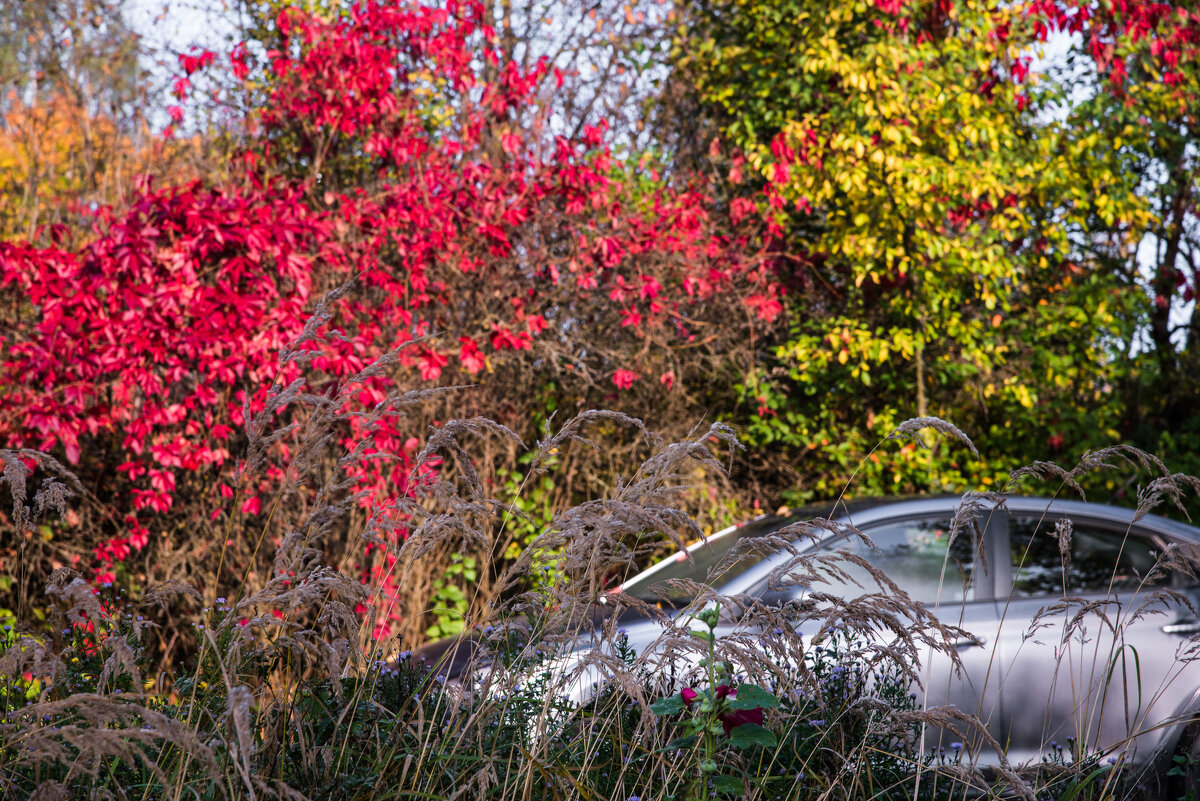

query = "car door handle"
[953,637,986,650]
[1162,619,1200,635]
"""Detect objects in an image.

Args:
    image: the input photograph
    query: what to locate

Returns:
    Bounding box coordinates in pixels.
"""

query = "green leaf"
[727,722,777,749]
[728,683,780,710]
[1056,766,1115,801]
[711,775,744,794]
[663,733,699,751]
[650,694,685,715]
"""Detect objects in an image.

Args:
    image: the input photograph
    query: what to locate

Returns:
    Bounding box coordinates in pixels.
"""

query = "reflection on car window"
[1009,517,1167,598]
[763,518,975,605]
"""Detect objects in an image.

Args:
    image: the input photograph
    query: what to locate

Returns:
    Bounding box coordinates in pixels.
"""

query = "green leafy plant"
[426,553,477,639]
[650,603,781,798]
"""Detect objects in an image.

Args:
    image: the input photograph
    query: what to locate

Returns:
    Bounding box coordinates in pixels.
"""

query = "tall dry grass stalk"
[1,294,1198,799]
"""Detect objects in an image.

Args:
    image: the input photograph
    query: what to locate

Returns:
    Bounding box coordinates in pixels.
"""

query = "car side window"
[784,518,975,605]
[1008,516,1168,598]
[856,518,976,604]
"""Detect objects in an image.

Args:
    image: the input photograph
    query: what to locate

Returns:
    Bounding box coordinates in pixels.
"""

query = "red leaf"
[418,348,448,381]
[459,337,486,374]
[613,369,639,390]
[149,469,176,493]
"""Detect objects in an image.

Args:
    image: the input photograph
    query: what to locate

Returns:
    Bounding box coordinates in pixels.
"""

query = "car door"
[993,511,1193,765]
[761,511,1005,760]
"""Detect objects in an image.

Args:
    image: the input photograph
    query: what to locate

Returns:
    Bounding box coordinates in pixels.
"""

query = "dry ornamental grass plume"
[5,295,1200,801]
[0,449,83,535]
[26,780,70,801]
[0,633,66,695]
[44,572,105,627]
[1052,517,1073,567]
[1138,473,1200,522]
[884,417,979,457]
[3,693,219,786]
[96,635,142,696]
[947,490,1002,573]
[226,684,257,797]
[1006,443,1185,508]
[138,579,205,613]
[0,450,31,533]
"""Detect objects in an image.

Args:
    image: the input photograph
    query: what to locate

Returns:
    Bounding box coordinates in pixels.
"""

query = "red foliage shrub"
[0,0,778,634]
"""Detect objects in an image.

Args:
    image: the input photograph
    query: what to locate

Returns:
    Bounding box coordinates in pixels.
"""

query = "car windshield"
[617,498,954,606]
[619,517,791,604]
[619,499,896,604]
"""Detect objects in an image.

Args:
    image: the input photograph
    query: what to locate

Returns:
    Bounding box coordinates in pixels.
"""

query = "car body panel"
[989,504,1200,766]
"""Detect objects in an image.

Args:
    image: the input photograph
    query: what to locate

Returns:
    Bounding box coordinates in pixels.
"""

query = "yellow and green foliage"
[678,0,1156,501]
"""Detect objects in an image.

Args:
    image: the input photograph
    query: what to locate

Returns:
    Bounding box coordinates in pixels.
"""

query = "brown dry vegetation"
[1,295,1198,799]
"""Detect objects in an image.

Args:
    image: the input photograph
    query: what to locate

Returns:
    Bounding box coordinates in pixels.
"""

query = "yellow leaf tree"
[674,0,1144,499]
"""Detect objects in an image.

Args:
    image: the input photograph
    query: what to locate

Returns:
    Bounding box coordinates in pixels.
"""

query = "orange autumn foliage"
[0,91,202,240]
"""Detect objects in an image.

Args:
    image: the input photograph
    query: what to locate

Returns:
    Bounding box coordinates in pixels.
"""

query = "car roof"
[774,495,1200,542]
[996,495,1200,540]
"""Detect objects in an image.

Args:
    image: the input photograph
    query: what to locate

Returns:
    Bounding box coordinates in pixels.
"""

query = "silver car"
[586,495,1200,797]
